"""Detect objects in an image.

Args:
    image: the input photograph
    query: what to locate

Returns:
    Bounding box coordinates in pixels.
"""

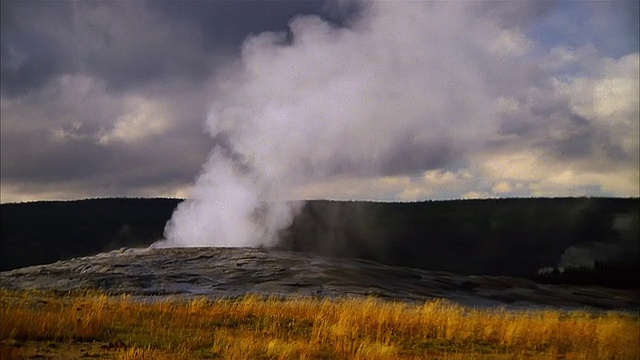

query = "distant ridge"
[1,198,180,271]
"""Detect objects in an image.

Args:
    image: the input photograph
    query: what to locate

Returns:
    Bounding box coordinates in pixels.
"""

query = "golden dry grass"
[1,289,638,359]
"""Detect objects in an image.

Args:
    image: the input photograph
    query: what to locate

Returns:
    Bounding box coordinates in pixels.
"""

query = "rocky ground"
[1,247,638,310]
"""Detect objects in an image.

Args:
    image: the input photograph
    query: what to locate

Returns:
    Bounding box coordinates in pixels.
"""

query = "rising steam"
[156,2,516,247]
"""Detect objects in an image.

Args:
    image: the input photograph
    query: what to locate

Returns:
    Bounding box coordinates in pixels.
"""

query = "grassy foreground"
[1,289,638,359]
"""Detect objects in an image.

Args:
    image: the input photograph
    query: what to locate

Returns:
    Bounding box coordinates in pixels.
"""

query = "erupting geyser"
[157,2,524,247]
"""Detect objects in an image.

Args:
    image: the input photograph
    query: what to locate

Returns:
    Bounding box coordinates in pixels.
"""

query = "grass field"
[1,289,638,359]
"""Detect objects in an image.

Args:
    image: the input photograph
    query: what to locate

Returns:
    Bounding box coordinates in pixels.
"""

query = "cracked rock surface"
[1,247,637,310]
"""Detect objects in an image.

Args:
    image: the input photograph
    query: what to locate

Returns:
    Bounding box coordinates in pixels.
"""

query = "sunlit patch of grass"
[1,289,638,359]
[0,289,108,341]
[116,345,178,360]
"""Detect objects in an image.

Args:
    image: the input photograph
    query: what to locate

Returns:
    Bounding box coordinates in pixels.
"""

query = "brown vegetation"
[1,289,638,359]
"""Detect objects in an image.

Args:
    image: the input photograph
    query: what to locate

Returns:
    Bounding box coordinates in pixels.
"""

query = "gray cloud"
[472,1,556,28]
[1,1,75,97]
[1,1,357,97]
[1,1,359,202]
[1,1,211,96]
[1,0,638,207]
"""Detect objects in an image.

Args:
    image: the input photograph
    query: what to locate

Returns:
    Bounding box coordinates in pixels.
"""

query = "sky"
[1,0,639,204]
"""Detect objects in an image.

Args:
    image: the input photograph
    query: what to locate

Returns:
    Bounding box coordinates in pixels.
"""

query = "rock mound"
[1,247,637,310]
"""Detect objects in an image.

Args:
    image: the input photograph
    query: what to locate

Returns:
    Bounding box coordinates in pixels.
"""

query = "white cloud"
[481,152,541,182]
[475,147,639,198]
[462,191,493,200]
[99,97,170,144]
[562,53,639,122]
[491,181,514,194]
[529,168,639,197]
[292,169,478,202]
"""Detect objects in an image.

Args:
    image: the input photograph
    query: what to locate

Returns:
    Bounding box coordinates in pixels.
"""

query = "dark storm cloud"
[1,1,208,96]
[1,1,76,97]
[1,126,211,197]
[1,0,362,202]
[1,131,96,183]
[1,0,637,205]
[0,72,216,196]
[147,1,359,50]
[1,1,359,97]
[536,114,630,167]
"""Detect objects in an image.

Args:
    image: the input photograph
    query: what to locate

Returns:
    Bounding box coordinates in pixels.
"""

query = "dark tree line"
[0,198,179,271]
[1,197,638,288]
[276,197,639,288]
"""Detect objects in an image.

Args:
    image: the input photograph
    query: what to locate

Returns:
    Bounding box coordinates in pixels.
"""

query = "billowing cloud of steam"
[156,2,638,247]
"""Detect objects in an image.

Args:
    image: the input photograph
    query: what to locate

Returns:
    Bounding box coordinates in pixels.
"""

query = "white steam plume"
[157,2,513,247]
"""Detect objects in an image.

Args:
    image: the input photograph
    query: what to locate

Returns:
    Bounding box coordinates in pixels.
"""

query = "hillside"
[277,198,639,286]
[1,197,638,287]
[0,198,179,271]
[2,247,638,310]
